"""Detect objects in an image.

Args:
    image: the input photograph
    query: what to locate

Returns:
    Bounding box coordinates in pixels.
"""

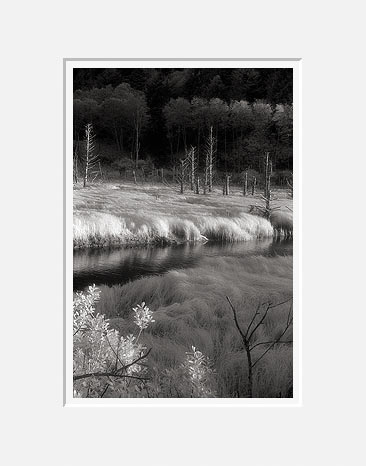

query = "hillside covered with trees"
[73,68,293,174]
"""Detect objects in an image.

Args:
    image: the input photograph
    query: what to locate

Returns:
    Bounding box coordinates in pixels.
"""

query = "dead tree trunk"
[223,175,230,195]
[264,152,269,199]
[204,146,209,195]
[190,147,196,191]
[83,132,90,188]
[251,176,257,196]
[206,126,215,192]
[73,152,79,184]
[83,123,99,188]
[195,177,200,194]
[243,170,248,196]
[264,152,272,217]
[180,159,184,194]
[135,121,140,168]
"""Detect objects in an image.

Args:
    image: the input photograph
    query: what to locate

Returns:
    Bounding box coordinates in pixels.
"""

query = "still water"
[73,239,293,291]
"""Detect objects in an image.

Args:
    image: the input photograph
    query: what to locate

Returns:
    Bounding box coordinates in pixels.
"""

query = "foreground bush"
[73,285,215,398]
[73,285,152,398]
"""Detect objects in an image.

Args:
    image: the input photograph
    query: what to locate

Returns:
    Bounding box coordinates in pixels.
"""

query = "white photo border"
[64,58,302,407]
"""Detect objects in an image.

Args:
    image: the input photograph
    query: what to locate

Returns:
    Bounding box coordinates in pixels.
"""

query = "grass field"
[94,254,293,398]
[73,181,293,248]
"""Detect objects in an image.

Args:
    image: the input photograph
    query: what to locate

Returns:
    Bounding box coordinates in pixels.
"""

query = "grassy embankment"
[73,181,292,248]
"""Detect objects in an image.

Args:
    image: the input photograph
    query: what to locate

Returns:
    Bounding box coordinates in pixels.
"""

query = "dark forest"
[73,68,293,174]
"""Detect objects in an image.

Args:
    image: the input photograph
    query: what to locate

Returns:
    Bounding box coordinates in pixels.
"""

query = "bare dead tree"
[141,166,146,183]
[82,123,100,188]
[195,176,200,194]
[225,296,293,398]
[223,174,231,195]
[179,159,185,194]
[177,156,189,194]
[287,172,293,198]
[251,176,257,195]
[175,148,197,195]
[249,154,290,219]
[73,151,79,184]
[243,169,248,196]
[98,161,103,180]
[73,136,81,184]
[262,152,272,218]
[189,146,197,191]
[204,126,216,192]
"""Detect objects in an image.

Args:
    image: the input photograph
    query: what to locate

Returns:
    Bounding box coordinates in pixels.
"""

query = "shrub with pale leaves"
[182,346,216,397]
[133,302,155,331]
[73,285,153,398]
[73,286,216,398]
[150,345,216,398]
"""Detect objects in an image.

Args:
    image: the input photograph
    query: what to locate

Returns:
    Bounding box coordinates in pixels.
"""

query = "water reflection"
[73,238,292,291]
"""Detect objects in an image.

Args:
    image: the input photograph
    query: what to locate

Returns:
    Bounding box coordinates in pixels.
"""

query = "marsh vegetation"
[73,181,293,398]
[72,67,294,398]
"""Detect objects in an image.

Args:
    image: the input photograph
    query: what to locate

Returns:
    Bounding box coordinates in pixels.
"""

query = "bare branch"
[245,302,262,338]
[247,302,272,342]
[104,334,125,371]
[225,296,246,345]
[252,309,293,368]
[116,348,152,374]
[250,340,293,351]
[73,372,149,382]
[268,297,293,310]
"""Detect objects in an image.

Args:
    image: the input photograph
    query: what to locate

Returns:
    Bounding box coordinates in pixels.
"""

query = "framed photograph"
[64,59,301,406]
[4,1,365,464]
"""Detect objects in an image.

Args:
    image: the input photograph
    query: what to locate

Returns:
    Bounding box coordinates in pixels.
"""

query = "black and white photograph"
[3,1,366,465]
[70,63,297,400]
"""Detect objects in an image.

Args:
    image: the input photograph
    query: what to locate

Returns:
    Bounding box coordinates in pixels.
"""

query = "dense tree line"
[73,68,293,172]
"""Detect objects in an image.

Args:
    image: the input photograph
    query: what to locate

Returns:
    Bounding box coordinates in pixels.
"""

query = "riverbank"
[73,182,293,248]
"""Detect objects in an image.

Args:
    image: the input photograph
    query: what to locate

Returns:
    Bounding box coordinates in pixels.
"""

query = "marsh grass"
[96,255,293,398]
[270,210,293,237]
[73,182,292,248]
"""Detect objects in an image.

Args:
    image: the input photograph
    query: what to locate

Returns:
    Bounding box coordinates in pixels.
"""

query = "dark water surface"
[73,239,293,291]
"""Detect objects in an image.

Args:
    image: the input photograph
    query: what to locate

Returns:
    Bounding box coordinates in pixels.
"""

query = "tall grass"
[73,212,274,248]
[73,182,292,248]
[95,255,293,397]
[270,210,293,237]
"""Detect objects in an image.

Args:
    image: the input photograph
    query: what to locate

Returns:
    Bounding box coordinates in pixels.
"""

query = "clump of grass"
[270,210,293,238]
[73,211,274,248]
[169,218,202,241]
[197,213,273,242]
[73,212,132,248]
